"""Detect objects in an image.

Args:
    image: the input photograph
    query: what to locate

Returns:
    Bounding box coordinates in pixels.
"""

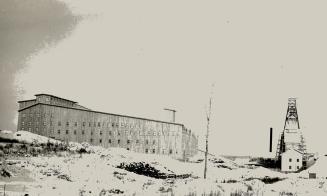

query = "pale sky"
[8,0,327,156]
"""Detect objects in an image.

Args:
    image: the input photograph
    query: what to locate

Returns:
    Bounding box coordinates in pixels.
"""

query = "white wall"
[281,150,303,172]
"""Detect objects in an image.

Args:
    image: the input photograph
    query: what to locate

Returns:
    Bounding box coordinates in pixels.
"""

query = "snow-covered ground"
[1,131,327,196]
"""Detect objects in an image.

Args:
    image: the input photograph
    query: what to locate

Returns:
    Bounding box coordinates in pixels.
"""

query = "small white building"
[281,148,303,172]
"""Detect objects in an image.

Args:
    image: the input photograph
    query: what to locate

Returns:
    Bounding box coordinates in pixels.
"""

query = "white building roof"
[281,148,303,156]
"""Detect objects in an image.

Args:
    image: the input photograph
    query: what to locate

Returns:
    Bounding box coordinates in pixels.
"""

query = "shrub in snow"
[4,143,13,149]
[158,186,173,194]
[184,190,222,196]
[113,171,127,180]
[99,189,124,195]
[230,190,253,196]
[210,158,225,164]
[245,176,285,184]
[222,179,238,183]
[117,162,167,179]
[58,174,72,181]
[0,168,12,177]
[78,148,88,154]
[279,191,296,196]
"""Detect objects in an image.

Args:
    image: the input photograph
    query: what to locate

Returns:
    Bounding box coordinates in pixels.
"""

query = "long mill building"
[17,94,198,160]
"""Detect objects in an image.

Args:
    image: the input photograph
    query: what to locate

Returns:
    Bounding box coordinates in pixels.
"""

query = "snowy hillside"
[1,131,327,195]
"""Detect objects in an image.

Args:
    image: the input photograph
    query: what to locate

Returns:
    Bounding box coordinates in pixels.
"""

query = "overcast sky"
[0,0,79,130]
[2,0,327,156]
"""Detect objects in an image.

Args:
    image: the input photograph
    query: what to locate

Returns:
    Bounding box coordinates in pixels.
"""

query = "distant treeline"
[0,138,19,143]
[250,157,280,169]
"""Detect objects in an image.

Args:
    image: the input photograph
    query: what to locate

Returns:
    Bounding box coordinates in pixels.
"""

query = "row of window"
[288,165,300,170]
[21,115,174,130]
[57,130,157,144]
[22,113,42,118]
[289,158,300,162]
[57,121,159,129]
[22,122,46,126]
[21,123,178,137]
[86,140,175,155]
[22,120,177,136]
[22,118,178,133]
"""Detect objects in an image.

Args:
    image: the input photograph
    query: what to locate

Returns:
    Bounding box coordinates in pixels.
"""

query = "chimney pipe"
[269,127,273,152]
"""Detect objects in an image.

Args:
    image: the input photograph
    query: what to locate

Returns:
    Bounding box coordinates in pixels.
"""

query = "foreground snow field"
[1,131,327,196]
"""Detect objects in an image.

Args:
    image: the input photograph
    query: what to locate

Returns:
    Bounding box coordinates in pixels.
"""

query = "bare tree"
[204,83,214,179]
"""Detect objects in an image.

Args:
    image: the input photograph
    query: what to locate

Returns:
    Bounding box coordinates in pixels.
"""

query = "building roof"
[17,99,36,103]
[282,148,304,156]
[34,93,78,103]
[18,102,185,127]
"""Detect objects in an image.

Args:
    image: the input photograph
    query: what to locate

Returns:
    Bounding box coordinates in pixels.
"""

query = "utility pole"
[164,108,177,123]
[204,83,214,179]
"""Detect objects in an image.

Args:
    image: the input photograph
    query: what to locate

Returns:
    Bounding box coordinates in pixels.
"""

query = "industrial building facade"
[276,98,308,172]
[17,94,198,160]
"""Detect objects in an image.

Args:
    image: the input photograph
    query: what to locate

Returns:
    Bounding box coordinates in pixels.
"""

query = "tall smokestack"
[269,127,273,152]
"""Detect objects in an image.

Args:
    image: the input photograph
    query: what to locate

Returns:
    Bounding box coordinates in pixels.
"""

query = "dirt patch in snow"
[245,176,286,184]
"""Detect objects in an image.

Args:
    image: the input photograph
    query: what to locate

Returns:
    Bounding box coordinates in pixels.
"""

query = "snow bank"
[305,156,327,178]
[12,131,60,144]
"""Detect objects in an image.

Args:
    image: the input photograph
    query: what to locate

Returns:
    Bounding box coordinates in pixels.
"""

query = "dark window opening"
[152,149,155,153]
[127,140,130,144]
[153,140,155,145]
[57,130,60,134]
[145,149,148,153]
[66,122,69,126]
[82,130,85,135]
[66,130,69,134]
[146,140,149,145]
[289,158,292,162]
[100,131,102,135]
[74,130,77,135]
[117,139,120,144]
[169,149,173,154]
[127,148,130,150]
[75,122,77,126]
[98,122,101,127]
[99,139,102,143]
[109,139,111,143]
